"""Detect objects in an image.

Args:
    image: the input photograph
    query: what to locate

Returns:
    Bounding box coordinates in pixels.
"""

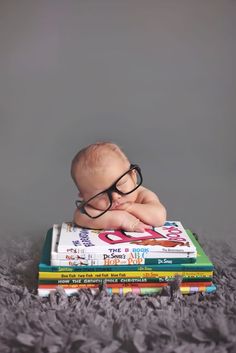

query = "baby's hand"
[114,201,133,212]
[120,212,152,232]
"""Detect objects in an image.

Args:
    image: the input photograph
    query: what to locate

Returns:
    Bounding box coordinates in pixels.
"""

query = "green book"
[39,277,213,285]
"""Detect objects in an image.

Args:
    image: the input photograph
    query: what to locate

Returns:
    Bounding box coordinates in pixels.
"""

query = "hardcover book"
[38,269,213,280]
[37,284,217,297]
[39,228,213,273]
[51,221,197,266]
[37,225,216,297]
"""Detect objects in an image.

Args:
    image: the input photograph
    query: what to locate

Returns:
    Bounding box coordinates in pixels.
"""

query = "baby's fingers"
[121,218,141,232]
[127,220,150,232]
[133,221,152,232]
[142,223,153,230]
[120,213,151,232]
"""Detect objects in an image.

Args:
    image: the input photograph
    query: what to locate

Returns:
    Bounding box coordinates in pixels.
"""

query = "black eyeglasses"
[75,164,143,219]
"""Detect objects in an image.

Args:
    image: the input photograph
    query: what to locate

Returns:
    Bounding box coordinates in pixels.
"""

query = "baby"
[71,142,167,232]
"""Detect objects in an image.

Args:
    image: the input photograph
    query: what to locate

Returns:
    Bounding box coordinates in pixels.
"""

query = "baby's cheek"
[127,190,138,203]
[95,200,110,210]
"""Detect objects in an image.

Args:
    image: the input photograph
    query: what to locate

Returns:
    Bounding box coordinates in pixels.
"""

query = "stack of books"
[37,221,216,297]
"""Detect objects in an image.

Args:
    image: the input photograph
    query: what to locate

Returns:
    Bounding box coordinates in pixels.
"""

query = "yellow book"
[38,270,213,280]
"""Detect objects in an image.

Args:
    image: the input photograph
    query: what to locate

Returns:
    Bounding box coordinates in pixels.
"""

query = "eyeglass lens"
[83,167,142,217]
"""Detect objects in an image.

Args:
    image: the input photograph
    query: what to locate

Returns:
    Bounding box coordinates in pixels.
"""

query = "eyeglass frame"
[75,164,143,219]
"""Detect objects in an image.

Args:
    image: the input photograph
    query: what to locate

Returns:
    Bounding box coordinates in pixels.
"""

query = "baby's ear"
[78,191,83,199]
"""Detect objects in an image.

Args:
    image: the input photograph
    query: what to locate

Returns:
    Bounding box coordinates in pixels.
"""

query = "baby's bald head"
[71,142,129,191]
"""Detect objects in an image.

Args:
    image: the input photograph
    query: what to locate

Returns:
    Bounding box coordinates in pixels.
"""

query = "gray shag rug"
[0,232,236,353]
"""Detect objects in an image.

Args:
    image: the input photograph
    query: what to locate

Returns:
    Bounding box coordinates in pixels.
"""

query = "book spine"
[57,244,196,256]
[38,283,165,290]
[108,281,212,288]
[38,284,99,289]
[38,281,212,288]
[37,284,216,297]
[52,249,196,259]
[50,256,196,266]
[40,263,213,272]
[38,270,213,280]
[179,284,216,294]
[37,288,99,297]
[105,285,216,295]
[38,277,213,285]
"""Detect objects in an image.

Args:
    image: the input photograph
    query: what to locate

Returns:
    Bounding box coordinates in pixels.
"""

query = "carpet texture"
[0,233,236,353]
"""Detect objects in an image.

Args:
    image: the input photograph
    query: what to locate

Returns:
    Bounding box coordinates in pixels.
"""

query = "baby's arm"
[116,188,166,227]
[73,205,151,232]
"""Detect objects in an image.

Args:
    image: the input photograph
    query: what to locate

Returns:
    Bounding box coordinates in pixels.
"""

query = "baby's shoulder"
[136,186,159,203]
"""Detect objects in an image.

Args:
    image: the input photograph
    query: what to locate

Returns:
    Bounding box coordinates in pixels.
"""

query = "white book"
[50,224,196,266]
[53,221,197,260]
[37,287,99,297]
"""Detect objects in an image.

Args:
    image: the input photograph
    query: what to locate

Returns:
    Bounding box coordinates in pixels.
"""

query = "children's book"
[37,284,217,297]
[39,228,213,272]
[38,269,213,280]
[39,277,213,285]
[37,224,216,297]
[105,284,217,295]
[51,224,196,266]
[52,221,197,265]
[38,281,213,290]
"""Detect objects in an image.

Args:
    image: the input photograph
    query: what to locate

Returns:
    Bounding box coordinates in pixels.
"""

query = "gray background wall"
[0,0,235,246]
